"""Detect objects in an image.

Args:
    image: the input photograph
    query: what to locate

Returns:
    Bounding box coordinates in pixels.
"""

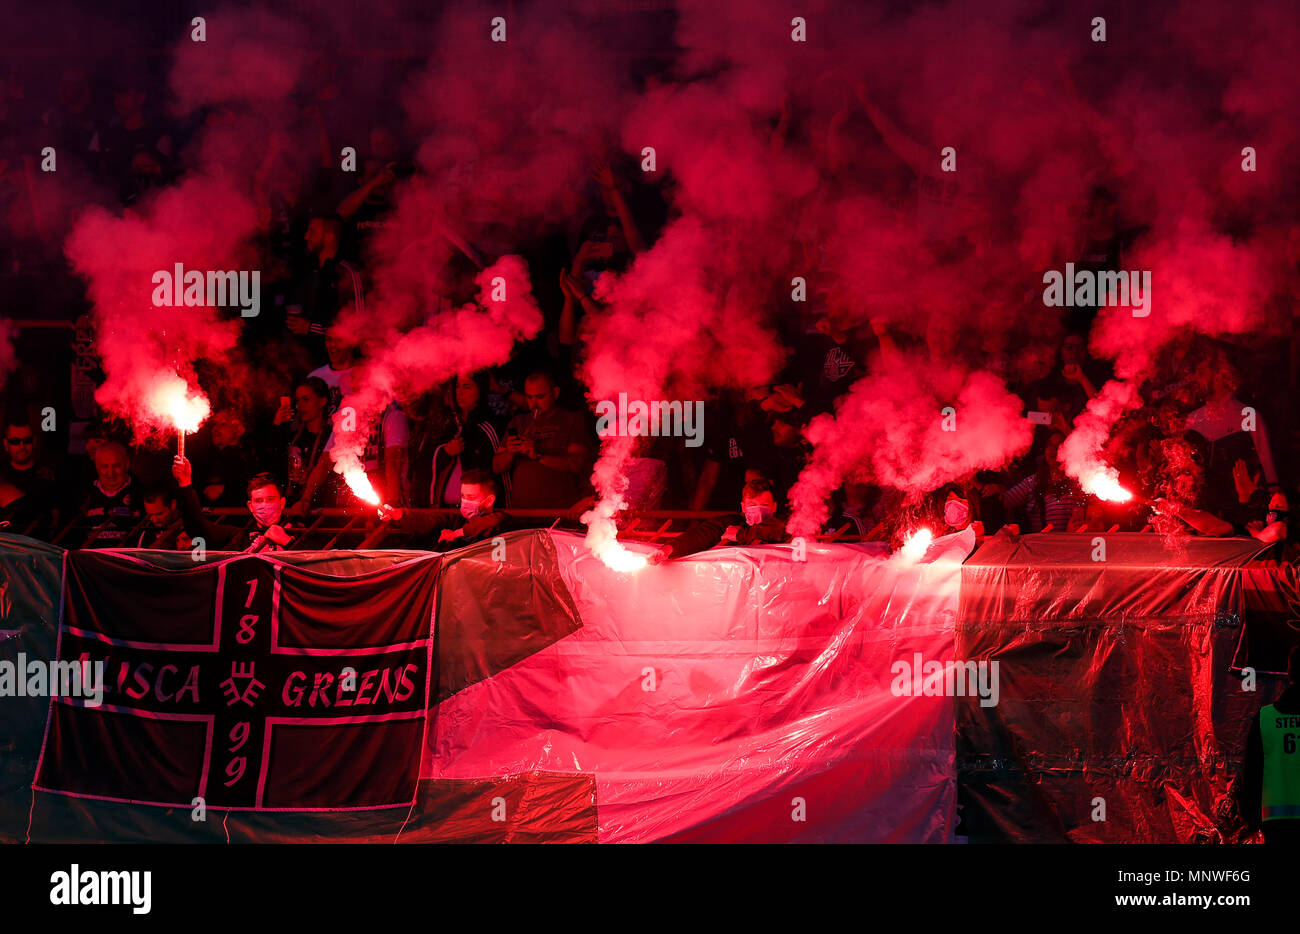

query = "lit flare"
[150,375,209,458]
[582,497,647,573]
[1080,466,1133,503]
[150,376,210,434]
[342,468,381,506]
[899,527,933,562]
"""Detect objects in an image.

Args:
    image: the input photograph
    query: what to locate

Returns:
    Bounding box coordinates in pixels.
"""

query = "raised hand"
[171,456,192,488]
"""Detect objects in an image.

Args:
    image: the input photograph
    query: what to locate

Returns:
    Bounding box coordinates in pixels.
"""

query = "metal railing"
[41,506,879,550]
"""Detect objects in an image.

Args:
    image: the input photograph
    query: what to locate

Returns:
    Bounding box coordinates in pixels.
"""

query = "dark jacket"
[130,518,184,550]
[176,486,296,553]
[392,508,521,552]
[428,412,502,507]
[666,513,789,560]
[80,477,142,547]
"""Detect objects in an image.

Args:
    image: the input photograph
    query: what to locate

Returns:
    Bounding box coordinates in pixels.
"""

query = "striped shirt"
[1004,474,1086,533]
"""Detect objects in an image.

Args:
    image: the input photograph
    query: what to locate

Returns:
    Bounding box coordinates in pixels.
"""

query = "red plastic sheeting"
[425,529,974,843]
[957,533,1284,843]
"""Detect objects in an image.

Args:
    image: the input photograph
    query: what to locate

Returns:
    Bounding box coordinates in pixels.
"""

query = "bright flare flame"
[149,375,210,433]
[597,539,649,573]
[1081,467,1133,503]
[581,497,648,573]
[899,527,933,562]
[342,468,381,506]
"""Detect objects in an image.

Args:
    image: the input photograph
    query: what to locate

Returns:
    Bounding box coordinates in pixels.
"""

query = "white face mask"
[250,501,282,527]
[743,504,774,526]
[460,499,483,520]
[944,499,970,528]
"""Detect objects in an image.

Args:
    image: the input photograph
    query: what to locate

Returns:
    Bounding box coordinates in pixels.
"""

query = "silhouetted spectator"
[691,392,770,511]
[132,485,183,549]
[652,478,789,562]
[1003,431,1087,533]
[493,371,591,509]
[374,469,518,552]
[80,441,141,547]
[190,411,252,508]
[1,415,58,534]
[289,215,364,361]
[1186,356,1278,523]
[789,311,860,416]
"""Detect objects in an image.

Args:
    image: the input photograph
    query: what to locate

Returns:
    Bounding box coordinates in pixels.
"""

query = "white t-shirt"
[307,364,354,410]
[324,402,409,471]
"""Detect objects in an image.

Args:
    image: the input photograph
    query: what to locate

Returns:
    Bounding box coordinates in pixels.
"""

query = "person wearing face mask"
[930,482,987,543]
[1247,491,1293,546]
[944,495,970,529]
[372,470,517,552]
[171,457,296,553]
[650,477,789,564]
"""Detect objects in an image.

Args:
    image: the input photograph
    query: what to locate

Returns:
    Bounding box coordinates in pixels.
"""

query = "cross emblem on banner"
[34,552,437,811]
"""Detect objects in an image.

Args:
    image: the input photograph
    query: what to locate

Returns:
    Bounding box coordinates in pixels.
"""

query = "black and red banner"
[34,551,439,812]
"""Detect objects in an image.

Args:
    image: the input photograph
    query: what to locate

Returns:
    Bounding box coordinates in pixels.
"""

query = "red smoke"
[788,354,1033,536]
[27,0,1298,536]
[327,255,543,497]
[64,175,255,443]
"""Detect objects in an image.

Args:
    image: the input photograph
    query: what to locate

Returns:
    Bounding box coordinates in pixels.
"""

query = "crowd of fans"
[1,64,1296,558]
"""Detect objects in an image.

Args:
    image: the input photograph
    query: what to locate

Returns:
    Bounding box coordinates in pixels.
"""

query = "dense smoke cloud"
[788,354,1033,536]
[644,0,1298,525]
[328,255,543,497]
[9,0,1294,538]
[63,175,256,441]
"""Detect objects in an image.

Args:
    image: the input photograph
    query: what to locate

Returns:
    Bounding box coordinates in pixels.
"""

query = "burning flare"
[582,437,648,572]
[1059,380,1140,506]
[1079,466,1133,503]
[149,375,210,434]
[899,527,933,562]
[326,389,384,508]
[341,467,381,506]
[581,495,648,573]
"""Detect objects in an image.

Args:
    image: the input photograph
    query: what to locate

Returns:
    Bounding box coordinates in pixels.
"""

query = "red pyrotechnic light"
[342,468,381,506]
[899,527,933,561]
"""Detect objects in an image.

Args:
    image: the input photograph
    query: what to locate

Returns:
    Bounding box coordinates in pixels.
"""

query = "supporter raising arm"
[371,470,518,552]
[592,159,646,255]
[172,457,296,553]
